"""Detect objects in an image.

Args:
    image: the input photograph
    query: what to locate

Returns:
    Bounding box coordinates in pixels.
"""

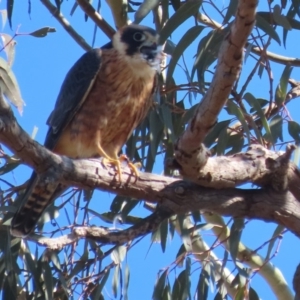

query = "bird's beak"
[140,40,160,61]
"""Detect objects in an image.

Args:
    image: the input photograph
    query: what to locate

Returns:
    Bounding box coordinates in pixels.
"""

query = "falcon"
[10,24,161,237]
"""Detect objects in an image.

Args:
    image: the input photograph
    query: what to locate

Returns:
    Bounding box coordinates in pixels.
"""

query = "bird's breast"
[54,50,156,159]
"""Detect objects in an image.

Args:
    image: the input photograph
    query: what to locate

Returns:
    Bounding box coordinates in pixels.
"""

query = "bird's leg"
[97,145,122,181]
[119,154,141,182]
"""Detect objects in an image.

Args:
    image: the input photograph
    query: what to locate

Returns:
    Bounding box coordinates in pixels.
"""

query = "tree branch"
[1,92,300,237]
[40,0,92,51]
[76,0,115,39]
[174,0,257,174]
[197,13,300,67]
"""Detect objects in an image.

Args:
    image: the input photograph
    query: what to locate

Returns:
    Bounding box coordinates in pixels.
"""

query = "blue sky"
[1,1,300,299]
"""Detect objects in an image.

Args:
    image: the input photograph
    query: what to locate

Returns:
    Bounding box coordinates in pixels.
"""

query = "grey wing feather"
[44,48,105,149]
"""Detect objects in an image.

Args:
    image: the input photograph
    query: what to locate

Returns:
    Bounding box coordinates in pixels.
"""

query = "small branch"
[40,0,92,51]
[197,12,300,67]
[76,0,115,39]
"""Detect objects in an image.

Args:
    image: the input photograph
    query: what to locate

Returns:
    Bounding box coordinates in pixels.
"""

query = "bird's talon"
[102,157,122,181]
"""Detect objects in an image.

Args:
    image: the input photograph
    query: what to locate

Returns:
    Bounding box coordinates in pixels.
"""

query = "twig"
[40,0,92,51]
[76,0,115,39]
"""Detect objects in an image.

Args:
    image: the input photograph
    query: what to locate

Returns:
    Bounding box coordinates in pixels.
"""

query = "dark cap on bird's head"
[113,24,161,69]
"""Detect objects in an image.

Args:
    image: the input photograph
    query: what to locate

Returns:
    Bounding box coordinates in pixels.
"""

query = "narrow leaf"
[153,270,168,299]
[7,0,13,29]
[265,225,284,261]
[134,0,160,23]
[112,264,120,298]
[166,26,204,84]
[226,100,251,144]
[29,27,56,38]
[229,218,244,263]
[197,268,209,300]
[288,120,300,142]
[0,57,25,114]
[244,92,273,144]
[275,65,293,106]
[256,14,281,45]
[159,0,203,44]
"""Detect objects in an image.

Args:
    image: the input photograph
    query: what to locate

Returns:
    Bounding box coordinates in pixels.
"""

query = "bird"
[10,24,161,238]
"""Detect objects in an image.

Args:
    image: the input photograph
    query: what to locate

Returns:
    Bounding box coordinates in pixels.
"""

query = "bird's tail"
[10,172,65,238]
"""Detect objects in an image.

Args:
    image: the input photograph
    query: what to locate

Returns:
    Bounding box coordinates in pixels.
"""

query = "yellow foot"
[102,157,122,181]
[119,155,141,182]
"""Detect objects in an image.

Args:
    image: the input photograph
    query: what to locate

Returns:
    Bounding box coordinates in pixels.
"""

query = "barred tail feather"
[10,172,64,237]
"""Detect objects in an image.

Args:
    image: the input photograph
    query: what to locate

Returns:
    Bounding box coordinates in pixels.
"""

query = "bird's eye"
[133,32,145,42]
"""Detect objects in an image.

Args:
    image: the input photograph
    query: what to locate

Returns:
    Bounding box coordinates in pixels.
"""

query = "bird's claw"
[102,155,140,182]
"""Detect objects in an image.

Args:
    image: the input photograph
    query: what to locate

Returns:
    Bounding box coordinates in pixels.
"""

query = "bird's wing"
[44,46,108,150]
[10,45,113,237]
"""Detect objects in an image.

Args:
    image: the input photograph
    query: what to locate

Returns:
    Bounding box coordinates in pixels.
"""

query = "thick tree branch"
[40,0,92,51]
[1,93,300,236]
[174,0,257,174]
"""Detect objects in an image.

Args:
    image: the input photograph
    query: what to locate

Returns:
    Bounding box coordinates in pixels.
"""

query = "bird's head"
[113,24,162,71]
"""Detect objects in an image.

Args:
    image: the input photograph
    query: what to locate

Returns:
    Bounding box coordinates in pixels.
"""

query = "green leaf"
[176,244,187,265]
[1,33,16,66]
[275,65,293,106]
[256,13,281,45]
[235,286,245,300]
[0,157,20,175]
[170,0,181,11]
[216,127,229,155]
[288,120,300,142]
[160,218,168,253]
[204,119,231,147]
[172,270,189,300]
[159,0,203,44]
[6,0,13,29]
[249,286,260,300]
[149,109,163,159]
[192,28,228,91]
[111,245,127,264]
[99,267,110,291]
[134,0,160,23]
[273,5,292,30]
[124,264,130,300]
[269,115,283,143]
[0,57,25,114]
[229,218,244,263]
[191,211,201,223]
[223,0,238,24]
[226,100,251,144]
[110,195,130,213]
[29,27,56,38]
[160,103,176,144]
[225,134,245,155]
[43,262,53,300]
[265,225,284,261]
[153,270,168,299]
[162,284,172,300]
[0,9,8,29]
[166,25,204,84]
[197,268,209,300]
[112,264,120,298]
[244,92,273,144]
